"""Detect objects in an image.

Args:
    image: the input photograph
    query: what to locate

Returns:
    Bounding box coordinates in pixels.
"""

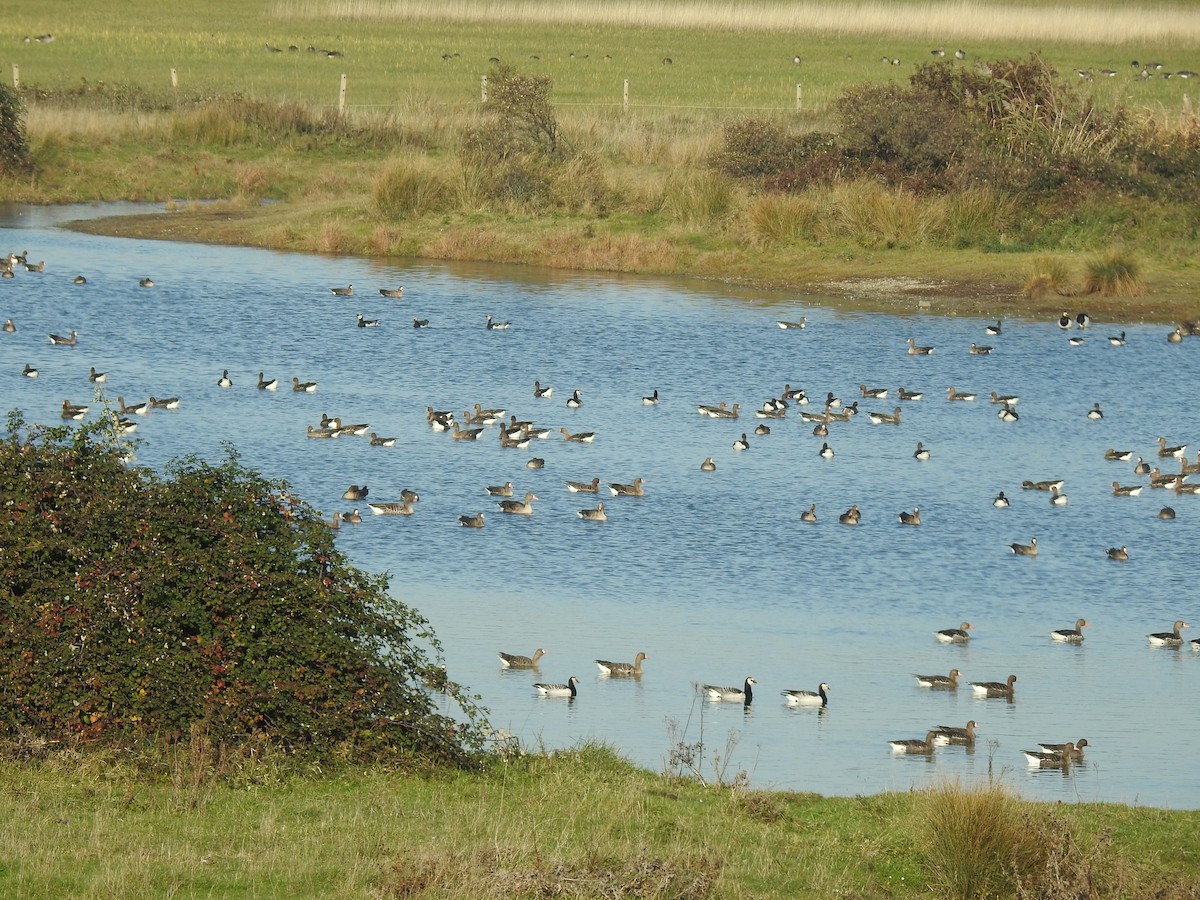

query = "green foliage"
[0,412,487,767]
[482,64,561,156]
[0,83,32,175]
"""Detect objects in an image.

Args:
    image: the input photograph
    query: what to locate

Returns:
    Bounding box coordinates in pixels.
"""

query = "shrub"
[1083,249,1145,296]
[0,413,487,767]
[0,83,32,175]
[483,64,561,156]
[710,117,796,178]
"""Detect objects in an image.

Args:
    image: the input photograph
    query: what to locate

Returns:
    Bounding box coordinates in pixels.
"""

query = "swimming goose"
[932,721,977,745]
[367,499,415,516]
[330,284,353,296]
[452,421,484,441]
[1105,448,1132,461]
[595,652,647,676]
[21,363,37,378]
[696,401,727,416]
[985,320,1002,336]
[1049,486,1068,506]
[292,377,317,393]
[139,277,154,288]
[970,674,1017,698]
[702,677,755,704]
[1087,402,1103,420]
[1158,506,1176,519]
[1021,479,1064,492]
[342,484,369,501]
[906,338,934,355]
[755,405,785,420]
[969,343,993,355]
[898,506,921,526]
[1148,620,1189,646]
[1058,311,1072,329]
[255,372,277,391]
[1132,456,1152,475]
[946,386,976,401]
[1149,468,1182,489]
[819,442,834,459]
[1052,618,1089,641]
[2,319,14,332]
[499,648,546,668]
[114,416,138,434]
[412,317,429,328]
[914,669,960,689]
[989,391,1019,405]
[356,313,380,328]
[340,509,363,524]
[1038,739,1088,757]
[777,318,807,329]
[369,433,396,447]
[1157,437,1187,458]
[578,502,607,521]
[993,491,1010,507]
[898,387,924,401]
[1076,312,1091,329]
[69,274,84,284]
[868,407,901,425]
[565,477,601,493]
[84,366,107,384]
[732,433,750,451]
[565,389,583,409]
[1168,325,1185,343]
[61,400,88,420]
[560,427,595,443]
[497,491,538,514]
[1024,743,1075,766]
[1180,453,1200,475]
[913,441,931,461]
[458,512,485,528]
[812,422,829,437]
[319,414,343,431]
[642,389,660,406]
[860,384,888,399]
[1010,537,1038,556]
[1068,335,1085,346]
[117,396,148,416]
[1174,481,1200,495]
[935,623,973,643]
[1107,331,1126,346]
[838,505,861,525]
[710,403,742,419]
[1105,546,1129,561]
[486,481,514,497]
[527,457,545,469]
[485,314,511,330]
[609,478,645,497]
[533,677,579,698]
[306,424,339,439]
[754,423,770,436]
[997,404,1019,423]
[700,457,717,472]
[781,384,808,403]
[824,392,842,409]
[379,286,403,298]
[48,330,77,346]
[533,380,554,398]
[148,396,180,410]
[781,683,829,707]
[889,730,939,754]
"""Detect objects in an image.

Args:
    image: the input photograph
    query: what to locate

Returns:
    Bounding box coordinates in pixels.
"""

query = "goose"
[114,417,137,434]
[1110,481,1141,497]
[800,503,817,522]
[379,286,404,298]
[1105,448,1132,461]
[642,388,660,406]
[1038,739,1088,757]
[1174,481,1200,495]
[819,442,834,459]
[1010,537,1038,556]
[61,400,88,420]
[292,377,317,393]
[412,317,430,328]
[932,721,977,745]
[889,730,939,754]
[754,423,770,436]
[969,343,993,355]
[485,314,511,330]
[702,677,755,704]
[970,674,1017,698]
[732,433,750,451]
[993,491,1010,508]
[868,407,901,425]
[1058,311,1072,329]
[452,422,484,441]
[148,396,180,410]
[782,385,808,404]
[1107,331,1126,346]
[1158,506,1176,519]
[533,677,579,698]
[485,481,514,497]
[565,389,583,408]
[985,320,1002,336]
[1133,457,1152,475]
[781,682,829,707]
[946,386,976,401]
[824,391,842,409]
[1181,453,1200,475]
[755,405,785,420]
[914,669,960,689]
[566,477,601,493]
[330,284,353,296]
[256,372,278,391]
[898,507,921,526]
[1087,402,1103,420]
[1169,326,1185,343]
[595,652,647,676]
[578,502,607,521]
[913,441,930,461]
[696,401,727,416]
[935,622,973,643]
[118,396,148,416]
[838,505,861,525]
[428,414,453,433]
[560,427,595,443]
[710,403,742,419]
[1105,546,1129,561]
[527,457,545,469]
[1068,335,1085,346]
[997,404,1019,423]
[83,366,107,384]
[798,408,827,424]
[906,338,934,355]
[777,318,807,329]
[2,319,13,332]
[609,478,645,497]
[898,387,924,400]
[1021,479,1063,492]
[499,648,546,668]
[306,424,338,439]
[319,414,343,431]
[356,313,380,328]
[340,509,363,524]
[497,491,538,514]
[369,433,396,447]
[812,422,829,437]
[367,499,415,516]
[1148,620,1190,646]
[21,363,38,378]
[1052,618,1089,642]
[1024,743,1075,766]
[139,277,154,288]
[990,391,1019,405]
[342,484,369,501]
[458,512,485,528]
[700,457,717,472]
[73,275,87,285]
[1149,468,1182,489]
[1157,437,1187,458]
[1076,312,1091,328]
[533,380,554,398]
[860,384,888,399]
[48,330,77,346]
[1049,486,1068,506]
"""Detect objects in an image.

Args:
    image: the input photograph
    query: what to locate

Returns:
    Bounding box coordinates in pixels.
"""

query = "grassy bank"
[2,744,1199,898]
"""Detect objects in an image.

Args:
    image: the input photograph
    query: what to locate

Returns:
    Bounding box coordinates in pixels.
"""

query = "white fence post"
[623,79,629,114]
[481,75,487,103]
[338,73,347,114]
[12,64,18,89]
[170,67,178,89]
[796,83,802,112]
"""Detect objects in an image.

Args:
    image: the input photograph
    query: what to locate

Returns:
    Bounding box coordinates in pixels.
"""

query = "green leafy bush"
[0,413,487,767]
[0,83,31,176]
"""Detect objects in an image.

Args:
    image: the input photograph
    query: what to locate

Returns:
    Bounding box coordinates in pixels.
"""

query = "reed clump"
[1023,254,1076,298]
[373,156,454,218]
[1083,249,1145,296]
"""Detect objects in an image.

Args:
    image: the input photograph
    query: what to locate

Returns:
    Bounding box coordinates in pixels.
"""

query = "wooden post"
[170,68,178,89]
[623,78,629,114]
[795,83,802,112]
[338,73,347,115]
[11,64,18,89]
[481,75,487,103]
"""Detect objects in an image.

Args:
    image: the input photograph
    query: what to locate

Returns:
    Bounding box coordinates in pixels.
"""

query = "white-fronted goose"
[566,477,601,493]
[1010,537,1037,556]
[497,491,538,514]
[118,396,148,416]
[898,507,921,526]
[458,512,485,528]
[1022,480,1063,492]
[1052,618,1089,641]
[48,330,77,346]
[61,400,88,420]
[306,424,338,439]
[2,319,14,332]
[1024,742,1075,766]
[860,384,888,399]
[485,314,510,330]
[946,386,975,401]
[1038,739,1087,757]
[990,391,1019,405]
[148,396,180,410]
[702,677,755,704]
[560,428,595,443]
[838,505,861,525]
[696,401,725,416]
[868,407,901,425]
[914,669,960,688]
[969,343,992,355]
[330,284,353,296]
[754,423,770,436]
[21,363,37,378]
[1105,448,1132,461]
[812,422,829,437]
[368,499,415,516]
[595,652,647,676]
[781,683,829,707]
[257,372,277,391]
[800,503,816,522]
[1147,620,1188,646]
[889,730,939,754]
[527,457,545,469]
[1105,546,1128,561]
[292,377,317,393]
[340,508,362,524]
[914,441,930,461]
[1133,457,1152,476]
[578,502,607,521]
[932,721,977,745]
[710,403,742,419]
[700,457,717,472]
[970,674,1017,698]
[906,338,934,355]
[379,286,403,298]
[1049,486,1068,506]
[452,421,484,441]
[1087,402,1103,420]
[533,380,554,398]
[369,433,396,447]
[1158,437,1187,458]
[486,481,514,497]
[898,387,924,400]
[499,648,546,668]
[342,484,369,501]
[609,478,645,497]
[935,623,973,643]
[533,677,579,697]
[642,389,660,406]
[356,313,380,327]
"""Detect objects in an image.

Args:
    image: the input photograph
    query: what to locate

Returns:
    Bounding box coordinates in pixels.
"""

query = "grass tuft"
[1023,254,1076,298]
[1083,249,1145,296]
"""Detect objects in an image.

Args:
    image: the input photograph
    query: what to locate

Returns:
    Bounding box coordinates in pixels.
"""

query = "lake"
[2,202,1198,808]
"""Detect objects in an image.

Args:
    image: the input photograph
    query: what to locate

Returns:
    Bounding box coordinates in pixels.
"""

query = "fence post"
[795,83,802,112]
[623,78,629,114]
[170,67,178,89]
[338,73,347,115]
[11,64,18,89]
[481,75,487,103]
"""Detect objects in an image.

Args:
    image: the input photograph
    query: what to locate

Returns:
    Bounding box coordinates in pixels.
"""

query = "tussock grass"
[373,156,454,218]
[1084,248,1146,296]
[1023,254,1077,298]
[660,170,734,229]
